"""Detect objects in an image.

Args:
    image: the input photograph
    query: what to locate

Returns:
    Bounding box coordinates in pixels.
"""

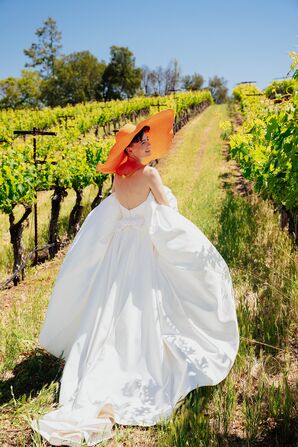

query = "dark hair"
[124,125,150,154]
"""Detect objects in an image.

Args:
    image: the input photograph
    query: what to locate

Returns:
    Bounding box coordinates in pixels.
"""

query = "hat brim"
[96,108,174,173]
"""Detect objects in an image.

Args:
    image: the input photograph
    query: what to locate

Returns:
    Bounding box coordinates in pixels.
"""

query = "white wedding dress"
[30,185,239,446]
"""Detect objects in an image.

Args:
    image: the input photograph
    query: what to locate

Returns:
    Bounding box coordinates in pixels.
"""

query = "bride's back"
[113,167,151,210]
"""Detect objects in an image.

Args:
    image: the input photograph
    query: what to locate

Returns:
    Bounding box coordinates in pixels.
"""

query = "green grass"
[0,104,297,446]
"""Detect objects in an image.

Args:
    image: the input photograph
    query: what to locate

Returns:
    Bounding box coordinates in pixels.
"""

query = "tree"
[208,76,228,103]
[23,16,62,79]
[154,66,165,95]
[141,65,151,96]
[140,66,164,96]
[101,46,143,100]
[0,69,42,109]
[0,77,20,109]
[40,51,106,107]
[164,58,182,94]
[181,73,204,91]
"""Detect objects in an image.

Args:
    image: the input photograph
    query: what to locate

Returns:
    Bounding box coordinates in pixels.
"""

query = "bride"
[30,109,240,446]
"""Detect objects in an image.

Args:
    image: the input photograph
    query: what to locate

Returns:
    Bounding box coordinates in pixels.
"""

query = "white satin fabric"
[30,185,239,446]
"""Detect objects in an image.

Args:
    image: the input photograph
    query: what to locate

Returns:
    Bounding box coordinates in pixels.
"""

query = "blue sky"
[0,0,297,95]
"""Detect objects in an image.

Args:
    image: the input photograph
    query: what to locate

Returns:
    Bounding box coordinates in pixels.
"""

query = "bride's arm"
[145,166,170,206]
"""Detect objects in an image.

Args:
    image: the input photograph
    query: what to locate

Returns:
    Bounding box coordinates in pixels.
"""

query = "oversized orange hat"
[96,108,175,174]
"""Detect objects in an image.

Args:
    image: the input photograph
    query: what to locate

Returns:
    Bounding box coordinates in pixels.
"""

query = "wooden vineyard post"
[57,115,74,129]
[14,127,57,266]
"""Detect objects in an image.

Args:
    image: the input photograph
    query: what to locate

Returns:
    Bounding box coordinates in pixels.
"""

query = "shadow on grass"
[0,348,63,405]
[215,415,298,447]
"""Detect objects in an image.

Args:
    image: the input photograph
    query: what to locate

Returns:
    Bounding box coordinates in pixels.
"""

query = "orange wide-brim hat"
[96,108,175,174]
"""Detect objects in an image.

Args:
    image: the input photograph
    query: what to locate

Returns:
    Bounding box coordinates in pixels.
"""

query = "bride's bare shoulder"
[143,165,159,177]
[143,166,163,183]
[143,165,169,205]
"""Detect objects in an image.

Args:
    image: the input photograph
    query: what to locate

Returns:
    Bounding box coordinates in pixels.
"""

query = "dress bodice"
[112,190,154,232]
[112,190,152,213]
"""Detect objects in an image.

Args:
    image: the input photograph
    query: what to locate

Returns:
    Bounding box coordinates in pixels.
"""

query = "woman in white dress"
[30,109,240,446]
